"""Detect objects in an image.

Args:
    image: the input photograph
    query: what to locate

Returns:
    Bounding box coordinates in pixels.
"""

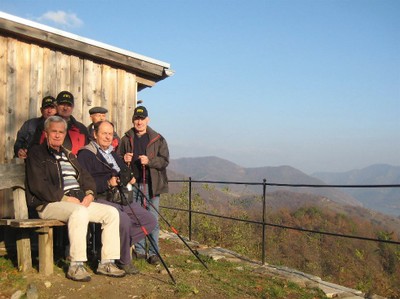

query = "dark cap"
[89,106,108,115]
[56,91,74,105]
[133,106,148,119]
[41,96,56,108]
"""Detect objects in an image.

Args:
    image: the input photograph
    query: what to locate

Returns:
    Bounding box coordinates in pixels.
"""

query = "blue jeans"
[133,184,159,257]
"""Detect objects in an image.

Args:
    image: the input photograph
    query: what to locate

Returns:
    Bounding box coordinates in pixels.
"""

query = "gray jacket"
[118,126,169,195]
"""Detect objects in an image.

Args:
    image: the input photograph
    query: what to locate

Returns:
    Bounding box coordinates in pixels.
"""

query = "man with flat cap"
[14,95,57,159]
[32,91,90,155]
[87,106,120,150]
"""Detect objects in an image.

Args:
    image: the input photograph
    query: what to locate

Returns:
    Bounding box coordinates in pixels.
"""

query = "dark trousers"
[96,197,157,265]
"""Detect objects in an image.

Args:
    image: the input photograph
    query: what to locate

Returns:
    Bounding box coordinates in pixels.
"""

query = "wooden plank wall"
[0,37,7,164]
[0,36,138,164]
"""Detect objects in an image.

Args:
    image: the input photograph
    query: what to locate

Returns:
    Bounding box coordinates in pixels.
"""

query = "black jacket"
[25,142,96,209]
[77,142,133,194]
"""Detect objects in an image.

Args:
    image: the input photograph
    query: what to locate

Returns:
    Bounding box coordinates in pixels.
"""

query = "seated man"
[77,120,156,275]
[25,115,125,282]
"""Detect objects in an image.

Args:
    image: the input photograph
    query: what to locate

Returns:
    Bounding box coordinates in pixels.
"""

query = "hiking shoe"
[97,262,126,277]
[66,264,91,282]
[147,255,160,265]
[132,250,146,260]
[117,262,140,275]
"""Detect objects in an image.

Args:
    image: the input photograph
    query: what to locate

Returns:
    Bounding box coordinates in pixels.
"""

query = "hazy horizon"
[169,155,400,175]
[2,0,399,174]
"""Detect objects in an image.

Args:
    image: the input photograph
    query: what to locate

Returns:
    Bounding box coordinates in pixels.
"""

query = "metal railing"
[162,177,400,265]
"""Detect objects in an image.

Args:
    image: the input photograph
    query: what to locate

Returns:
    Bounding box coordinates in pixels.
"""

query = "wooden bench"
[0,163,65,275]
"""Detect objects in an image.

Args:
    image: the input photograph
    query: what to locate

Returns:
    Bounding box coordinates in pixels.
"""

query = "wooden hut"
[0,11,173,164]
[0,11,173,218]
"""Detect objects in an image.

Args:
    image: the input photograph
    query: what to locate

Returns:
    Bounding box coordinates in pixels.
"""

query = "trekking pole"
[132,184,209,270]
[117,184,176,285]
[142,165,147,208]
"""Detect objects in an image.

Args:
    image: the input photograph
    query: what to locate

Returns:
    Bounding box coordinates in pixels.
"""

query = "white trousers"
[38,201,120,262]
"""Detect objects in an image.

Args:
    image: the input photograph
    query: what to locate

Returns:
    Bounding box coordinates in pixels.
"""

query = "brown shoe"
[97,262,125,277]
[66,264,91,282]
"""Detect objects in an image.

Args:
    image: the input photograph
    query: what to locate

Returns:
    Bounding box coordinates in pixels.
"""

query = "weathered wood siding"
[0,36,138,163]
[0,12,171,220]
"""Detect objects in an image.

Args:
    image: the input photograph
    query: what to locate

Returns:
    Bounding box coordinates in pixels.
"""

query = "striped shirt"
[52,151,80,193]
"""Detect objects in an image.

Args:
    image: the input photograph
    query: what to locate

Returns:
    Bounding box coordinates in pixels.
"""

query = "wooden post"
[13,187,28,219]
[16,230,32,272]
[13,186,32,272]
[37,226,54,275]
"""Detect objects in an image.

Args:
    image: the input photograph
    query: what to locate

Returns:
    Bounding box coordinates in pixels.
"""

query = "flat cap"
[89,106,108,115]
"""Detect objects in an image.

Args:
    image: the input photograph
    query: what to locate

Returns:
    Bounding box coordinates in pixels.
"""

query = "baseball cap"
[41,96,56,108]
[56,91,74,105]
[133,106,148,119]
[89,106,108,115]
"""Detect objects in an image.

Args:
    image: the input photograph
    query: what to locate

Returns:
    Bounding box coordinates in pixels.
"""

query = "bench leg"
[37,227,54,275]
[16,230,33,272]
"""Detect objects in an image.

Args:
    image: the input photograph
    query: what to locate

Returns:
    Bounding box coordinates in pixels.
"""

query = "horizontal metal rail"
[164,177,400,264]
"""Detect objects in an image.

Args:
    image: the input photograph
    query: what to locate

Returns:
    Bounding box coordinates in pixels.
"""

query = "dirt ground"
[4,232,264,299]
[13,239,214,299]
[3,232,328,299]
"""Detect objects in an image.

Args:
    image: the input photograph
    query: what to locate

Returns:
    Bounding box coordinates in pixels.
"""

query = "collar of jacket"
[80,141,114,170]
[125,126,161,145]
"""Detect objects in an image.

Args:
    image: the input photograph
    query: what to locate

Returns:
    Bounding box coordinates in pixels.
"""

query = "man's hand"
[124,153,133,164]
[18,148,28,159]
[129,177,136,184]
[138,155,149,165]
[108,176,119,188]
[66,194,94,207]
[80,194,94,207]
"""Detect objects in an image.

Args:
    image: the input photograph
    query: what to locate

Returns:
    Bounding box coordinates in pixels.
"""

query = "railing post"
[188,177,192,241]
[262,178,267,265]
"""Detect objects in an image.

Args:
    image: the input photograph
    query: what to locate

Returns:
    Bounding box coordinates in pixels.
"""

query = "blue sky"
[2,0,399,174]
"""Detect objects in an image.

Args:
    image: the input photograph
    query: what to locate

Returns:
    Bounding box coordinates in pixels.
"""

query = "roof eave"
[0,11,174,86]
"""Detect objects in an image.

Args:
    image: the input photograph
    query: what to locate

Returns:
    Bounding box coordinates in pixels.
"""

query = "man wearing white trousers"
[25,115,125,282]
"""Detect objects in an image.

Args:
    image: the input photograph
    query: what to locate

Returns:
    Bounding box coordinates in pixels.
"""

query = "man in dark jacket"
[26,115,125,282]
[117,106,169,265]
[14,95,56,159]
[31,91,90,155]
[77,120,156,274]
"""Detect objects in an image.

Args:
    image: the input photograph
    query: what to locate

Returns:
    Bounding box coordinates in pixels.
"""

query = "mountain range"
[167,156,400,217]
[312,164,400,216]
[165,157,400,298]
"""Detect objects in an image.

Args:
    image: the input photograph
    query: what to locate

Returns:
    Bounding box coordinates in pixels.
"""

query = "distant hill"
[164,159,400,297]
[312,164,400,216]
[167,156,361,207]
[165,177,400,236]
